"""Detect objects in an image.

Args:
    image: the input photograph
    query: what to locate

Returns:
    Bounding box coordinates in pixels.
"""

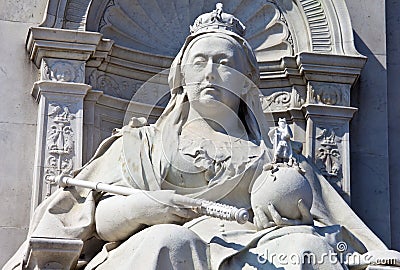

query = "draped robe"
[4,122,387,270]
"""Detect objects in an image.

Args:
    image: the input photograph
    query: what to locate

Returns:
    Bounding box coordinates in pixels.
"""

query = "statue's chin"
[194,97,222,109]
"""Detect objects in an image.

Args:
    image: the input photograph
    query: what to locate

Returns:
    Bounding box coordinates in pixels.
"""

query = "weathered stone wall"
[0,0,47,266]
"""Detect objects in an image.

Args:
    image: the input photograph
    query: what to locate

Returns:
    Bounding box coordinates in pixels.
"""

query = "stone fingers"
[298,199,313,225]
[255,206,273,230]
[267,203,286,226]
[170,206,199,220]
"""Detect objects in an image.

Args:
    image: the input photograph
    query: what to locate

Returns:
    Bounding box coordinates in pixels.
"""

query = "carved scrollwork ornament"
[88,70,143,100]
[261,91,292,111]
[44,103,76,198]
[315,128,342,180]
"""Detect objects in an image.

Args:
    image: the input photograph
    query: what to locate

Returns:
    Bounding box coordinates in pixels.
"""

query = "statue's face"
[182,35,249,112]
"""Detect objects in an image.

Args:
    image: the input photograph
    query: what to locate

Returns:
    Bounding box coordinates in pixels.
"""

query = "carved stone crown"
[190,3,246,37]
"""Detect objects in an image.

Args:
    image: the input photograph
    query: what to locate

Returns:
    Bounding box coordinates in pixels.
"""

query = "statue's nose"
[205,61,216,82]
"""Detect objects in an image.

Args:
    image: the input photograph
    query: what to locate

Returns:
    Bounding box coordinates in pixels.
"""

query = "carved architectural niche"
[29,0,367,203]
[91,0,294,61]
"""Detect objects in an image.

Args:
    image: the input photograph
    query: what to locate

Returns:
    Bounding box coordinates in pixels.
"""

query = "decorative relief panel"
[44,103,77,197]
[41,59,85,83]
[260,86,307,111]
[88,70,143,100]
[88,69,171,106]
[261,91,292,111]
[315,126,344,192]
[308,82,350,106]
[292,86,307,108]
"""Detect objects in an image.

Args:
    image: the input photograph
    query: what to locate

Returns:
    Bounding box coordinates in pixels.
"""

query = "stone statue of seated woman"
[5,3,400,270]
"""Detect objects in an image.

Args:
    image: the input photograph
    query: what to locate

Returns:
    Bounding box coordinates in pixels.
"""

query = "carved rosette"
[41,59,85,83]
[44,103,77,197]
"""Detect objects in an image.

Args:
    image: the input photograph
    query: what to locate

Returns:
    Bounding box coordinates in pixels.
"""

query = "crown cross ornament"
[190,3,246,37]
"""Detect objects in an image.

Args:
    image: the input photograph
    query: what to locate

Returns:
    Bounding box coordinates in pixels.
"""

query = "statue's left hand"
[253,199,313,230]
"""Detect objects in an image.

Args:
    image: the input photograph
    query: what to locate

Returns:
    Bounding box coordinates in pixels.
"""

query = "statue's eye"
[193,57,206,66]
[219,59,229,65]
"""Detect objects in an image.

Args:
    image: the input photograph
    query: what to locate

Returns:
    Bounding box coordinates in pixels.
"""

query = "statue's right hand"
[127,190,202,226]
[95,190,202,241]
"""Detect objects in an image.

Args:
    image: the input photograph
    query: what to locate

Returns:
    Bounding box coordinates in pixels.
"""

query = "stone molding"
[26,27,102,67]
[297,0,332,52]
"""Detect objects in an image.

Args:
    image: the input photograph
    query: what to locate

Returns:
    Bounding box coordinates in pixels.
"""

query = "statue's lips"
[200,87,221,100]
[199,85,224,95]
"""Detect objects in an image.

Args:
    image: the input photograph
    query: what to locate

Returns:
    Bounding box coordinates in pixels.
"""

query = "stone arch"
[40,0,360,58]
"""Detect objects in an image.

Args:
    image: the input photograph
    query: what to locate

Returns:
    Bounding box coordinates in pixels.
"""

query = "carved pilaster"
[303,104,357,202]
[31,81,91,211]
[296,52,365,202]
[26,27,102,212]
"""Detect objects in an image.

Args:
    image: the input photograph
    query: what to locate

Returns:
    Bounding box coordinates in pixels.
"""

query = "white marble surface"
[0,0,399,267]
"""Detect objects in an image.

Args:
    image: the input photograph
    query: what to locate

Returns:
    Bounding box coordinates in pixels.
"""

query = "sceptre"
[51,174,249,224]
